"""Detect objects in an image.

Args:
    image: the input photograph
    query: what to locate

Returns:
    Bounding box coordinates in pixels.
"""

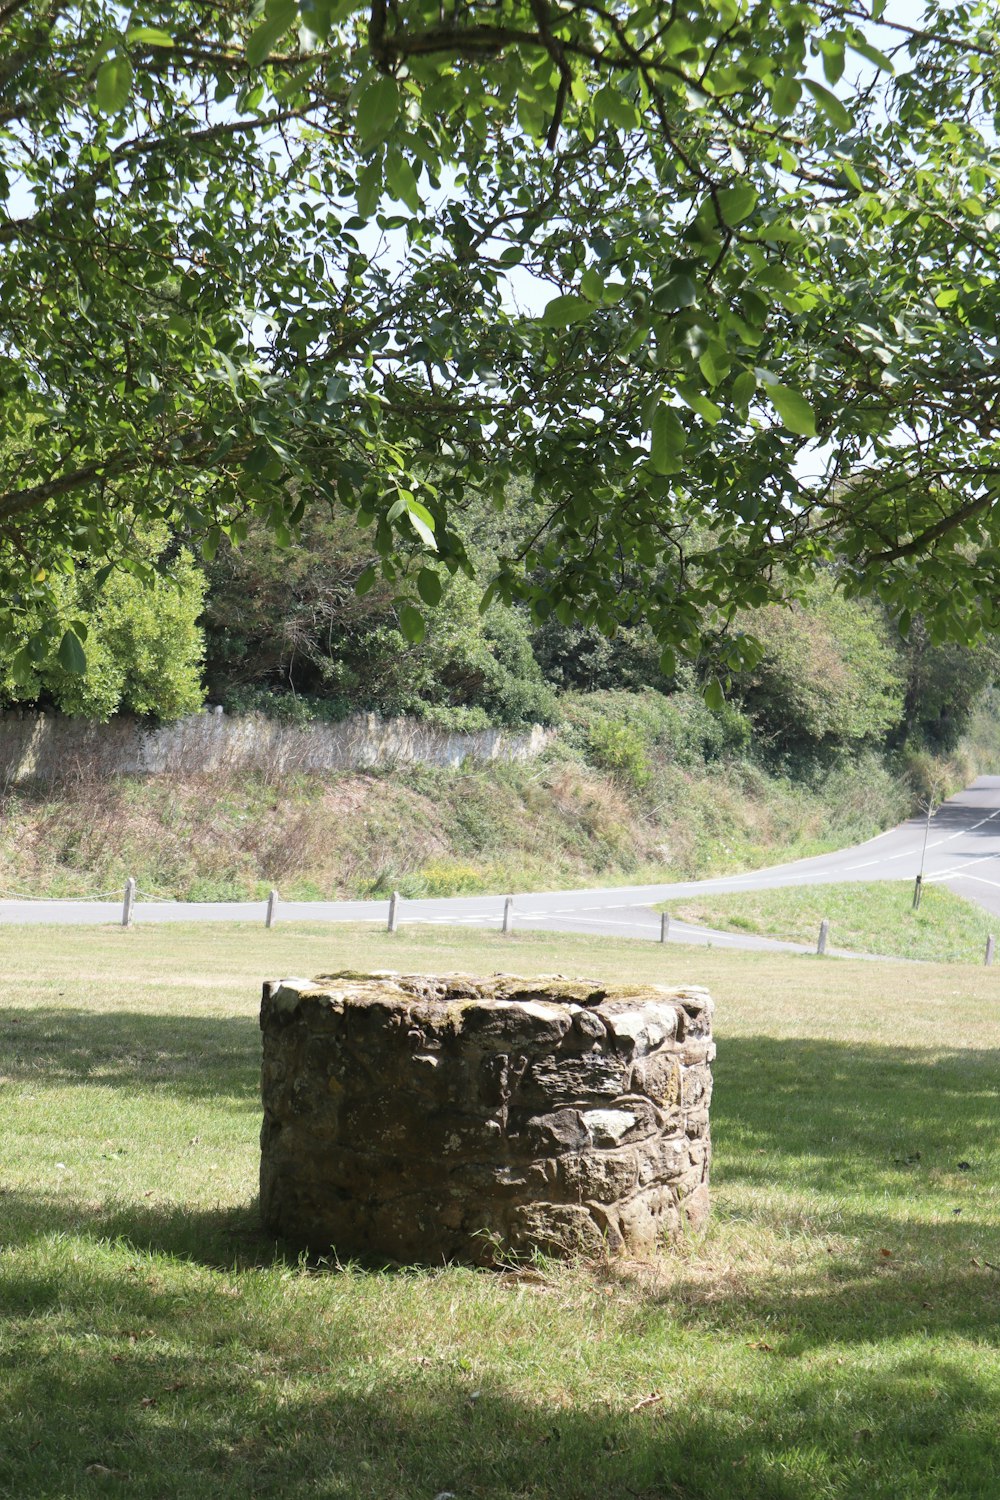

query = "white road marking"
[924,851,1000,880]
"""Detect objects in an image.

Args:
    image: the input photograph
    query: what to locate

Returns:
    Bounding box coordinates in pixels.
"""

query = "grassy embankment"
[672,881,1000,965]
[0,743,922,902]
[3,920,1000,1498]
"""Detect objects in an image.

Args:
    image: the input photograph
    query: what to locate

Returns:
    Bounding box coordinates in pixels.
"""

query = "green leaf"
[404,498,437,550]
[356,159,382,219]
[714,183,759,225]
[357,76,400,146]
[385,154,420,214]
[732,368,757,411]
[247,0,296,66]
[11,648,35,686]
[57,629,87,676]
[355,564,377,596]
[846,32,895,74]
[771,74,801,115]
[804,79,854,132]
[580,266,605,302]
[768,384,817,437]
[678,386,722,425]
[416,566,442,606]
[593,86,638,131]
[399,603,426,644]
[94,55,133,114]
[821,38,846,85]
[126,26,173,46]
[698,344,730,388]
[650,403,687,473]
[650,402,671,471]
[654,274,697,311]
[658,647,677,678]
[541,294,594,327]
[703,678,725,712]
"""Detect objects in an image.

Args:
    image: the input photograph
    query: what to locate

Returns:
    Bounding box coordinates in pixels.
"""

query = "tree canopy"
[2,0,999,683]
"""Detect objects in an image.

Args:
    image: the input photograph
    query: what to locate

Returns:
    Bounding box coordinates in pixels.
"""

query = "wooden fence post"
[660,910,670,944]
[388,891,399,934]
[121,877,136,929]
[502,896,513,935]
[266,889,279,929]
[986,935,995,968]
[817,918,830,955]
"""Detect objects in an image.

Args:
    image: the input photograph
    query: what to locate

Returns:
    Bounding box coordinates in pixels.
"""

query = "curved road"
[5,775,1000,953]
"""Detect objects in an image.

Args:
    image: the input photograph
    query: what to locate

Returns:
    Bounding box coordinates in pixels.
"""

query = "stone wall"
[0,707,551,784]
[259,972,714,1265]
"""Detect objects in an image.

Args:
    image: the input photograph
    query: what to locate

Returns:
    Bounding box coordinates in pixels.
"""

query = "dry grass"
[0,740,909,903]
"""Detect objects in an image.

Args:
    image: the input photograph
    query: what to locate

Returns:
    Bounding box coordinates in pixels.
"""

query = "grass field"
[2,920,1000,1499]
[671,880,998,964]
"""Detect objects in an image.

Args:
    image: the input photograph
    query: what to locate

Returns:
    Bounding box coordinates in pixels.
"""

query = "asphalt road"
[5,775,1000,953]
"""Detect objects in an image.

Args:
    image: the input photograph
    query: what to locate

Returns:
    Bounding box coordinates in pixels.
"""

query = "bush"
[586,719,652,789]
[563,685,751,772]
[202,515,558,727]
[1,531,205,722]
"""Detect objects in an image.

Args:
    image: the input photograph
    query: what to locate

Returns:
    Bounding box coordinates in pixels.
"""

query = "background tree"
[202,511,556,724]
[1,528,205,720]
[729,576,905,757]
[894,621,1000,754]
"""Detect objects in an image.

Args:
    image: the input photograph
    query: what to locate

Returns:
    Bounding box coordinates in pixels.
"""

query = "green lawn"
[671,879,998,963]
[2,920,1000,1498]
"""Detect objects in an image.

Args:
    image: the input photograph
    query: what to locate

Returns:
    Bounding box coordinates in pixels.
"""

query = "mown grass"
[3,921,1000,1498]
[672,880,997,964]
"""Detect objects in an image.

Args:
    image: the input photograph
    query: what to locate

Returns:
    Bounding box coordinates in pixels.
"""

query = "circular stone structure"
[259,971,714,1265]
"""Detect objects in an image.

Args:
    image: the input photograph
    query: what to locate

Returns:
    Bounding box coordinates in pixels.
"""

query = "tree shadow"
[4,1019,1000,1494]
[0,1005,260,1105]
[0,1187,278,1274]
[2,1244,999,1499]
[710,1035,999,1191]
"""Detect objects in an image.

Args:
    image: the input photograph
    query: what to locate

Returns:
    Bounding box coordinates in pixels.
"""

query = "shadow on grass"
[4,1019,1000,1495]
[0,1188,278,1273]
[2,1241,1000,1500]
[712,1034,999,1191]
[0,1005,260,1104]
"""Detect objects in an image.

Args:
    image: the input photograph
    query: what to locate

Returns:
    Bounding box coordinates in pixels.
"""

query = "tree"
[730,574,904,754]
[894,618,1000,753]
[2,1,999,682]
[201,511,556,723]
[1,527,205,720]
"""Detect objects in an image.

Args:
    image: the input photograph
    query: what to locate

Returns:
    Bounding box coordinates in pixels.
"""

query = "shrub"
[1,530,206,722]
[563,685,752,771]
[586,719,652,789]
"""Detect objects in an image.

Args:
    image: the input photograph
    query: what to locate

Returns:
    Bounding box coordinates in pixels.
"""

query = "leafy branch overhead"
[1,0,999,670]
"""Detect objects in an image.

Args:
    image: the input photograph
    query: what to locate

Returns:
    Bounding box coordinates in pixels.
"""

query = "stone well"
[259,972,714,1265]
